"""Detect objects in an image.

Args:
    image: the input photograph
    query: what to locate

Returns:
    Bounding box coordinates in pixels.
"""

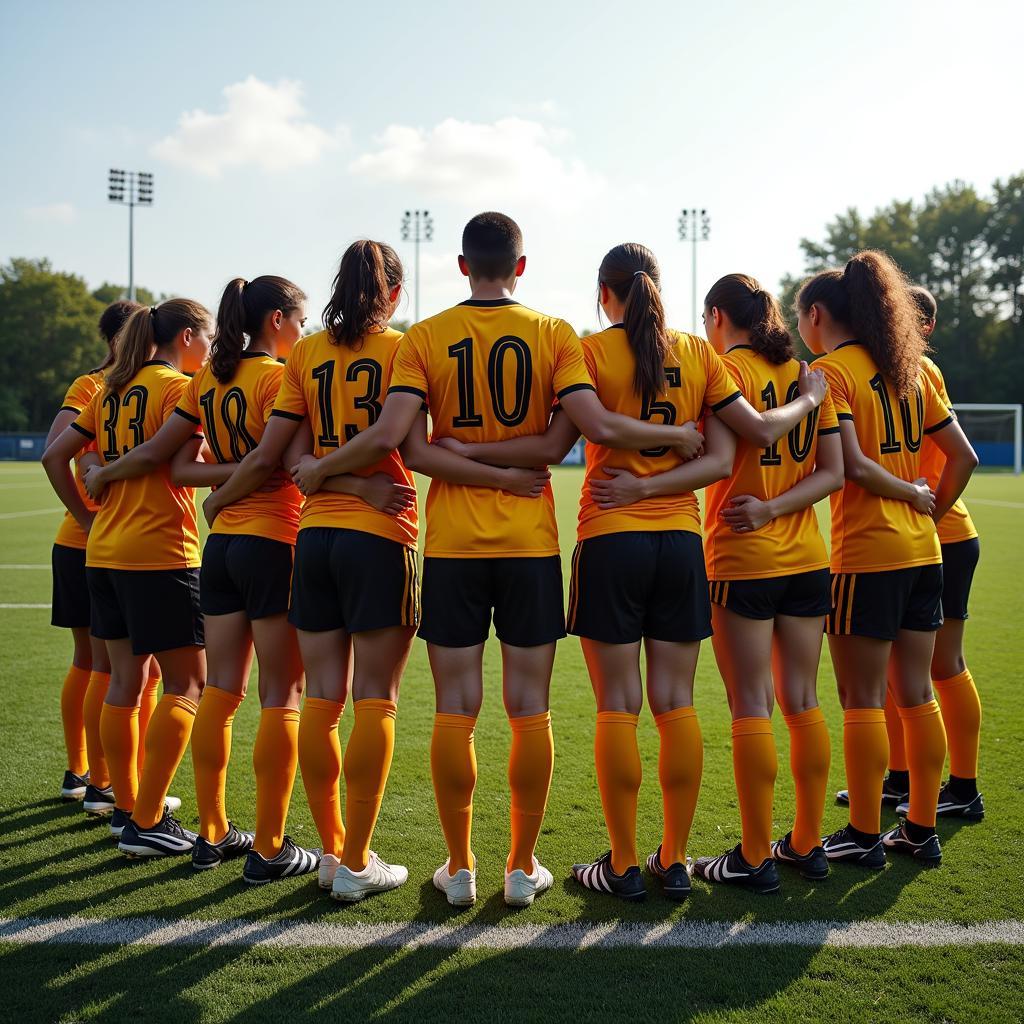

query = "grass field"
[1,462,1022,1021]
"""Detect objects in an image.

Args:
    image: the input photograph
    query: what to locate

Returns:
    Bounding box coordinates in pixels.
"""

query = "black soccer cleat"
[192,822,255,871]
[61,770,89,801]
[822,825,886,869]
[882,821,942,867]
[693,844,781,894]
[83,784,116,817]
[242,836,321,885]
[646,845,691,900]
[109,807,131,839]
[572,851,646,902]
[771,832,829,881]
[896,781,985,822]
[118,808,197,858]
[836,771,908,808]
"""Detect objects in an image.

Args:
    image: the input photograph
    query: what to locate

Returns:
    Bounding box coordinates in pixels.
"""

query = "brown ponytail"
[703,274,794,364]
[599,243,672,406]
[94,300,144,372]
[212,275,306,383]
[322,240,403,348]
[105,298,212,395]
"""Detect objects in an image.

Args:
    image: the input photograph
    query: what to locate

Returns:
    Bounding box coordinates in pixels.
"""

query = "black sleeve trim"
[837,412,855,422]
[710,390,742,412]
[924,415,954,435]
[173,407,201,425]
[420,402,429,413]
[387,385,427,399]
[191,434,203,441]
[70,422,95,440]
[59,405,81,415]
[556,382,596,400]
[817,426,840,435]
[270,408,304,422]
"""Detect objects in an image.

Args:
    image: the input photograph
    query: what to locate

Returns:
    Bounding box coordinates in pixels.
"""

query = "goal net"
[953,404,1022,474]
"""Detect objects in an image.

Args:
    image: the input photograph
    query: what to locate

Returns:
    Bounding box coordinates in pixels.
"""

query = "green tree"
[91,282,162,307]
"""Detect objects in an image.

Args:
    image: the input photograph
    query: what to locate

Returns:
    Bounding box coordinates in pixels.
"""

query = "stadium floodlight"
[107,169,154,301]
[400,209,433,324]
[953,403,1023,474]
[678,208,711,333]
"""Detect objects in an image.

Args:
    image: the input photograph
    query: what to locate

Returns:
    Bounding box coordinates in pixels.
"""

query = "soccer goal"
[953,404,1023,474]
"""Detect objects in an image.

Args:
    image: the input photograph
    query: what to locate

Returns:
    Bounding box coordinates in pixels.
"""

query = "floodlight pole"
[400,209,433,323]
[678,208,711,333]
[108,170,154,301]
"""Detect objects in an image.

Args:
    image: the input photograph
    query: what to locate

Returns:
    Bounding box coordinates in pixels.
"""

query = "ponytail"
[212,275,306,383]
[95,300,144,372]
[704,274,793,364]
[599,243,672,406]
[323,240,403,348]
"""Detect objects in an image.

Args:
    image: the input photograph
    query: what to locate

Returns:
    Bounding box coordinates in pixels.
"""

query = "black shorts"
[826,564,943,641]
[289,527,419,634]
[940,538,980,621]
[419,555,565,648]
[709,569,831,621]
[201,534,293,620]
[87,567,204,655]
[568,531,712,645]
[51,544,90,629]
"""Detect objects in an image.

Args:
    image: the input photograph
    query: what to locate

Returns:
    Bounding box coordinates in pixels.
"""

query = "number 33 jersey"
[72,361,201,570]
[390,298,593,558]
[273,327,418,548]
[817,341,953,573]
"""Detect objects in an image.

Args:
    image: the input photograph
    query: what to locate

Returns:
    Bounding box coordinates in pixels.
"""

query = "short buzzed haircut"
[461,212,524,281]
[909,285,937,325]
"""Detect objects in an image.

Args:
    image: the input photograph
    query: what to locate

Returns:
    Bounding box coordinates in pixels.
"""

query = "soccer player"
[288,217,708,907]
[796,251,978,869]
[691,274,843,893]
[438,243,827,901]
[43,299,213,857]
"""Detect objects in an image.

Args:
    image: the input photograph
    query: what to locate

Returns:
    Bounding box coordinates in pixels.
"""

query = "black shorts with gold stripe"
[288,527,419,633]
[826,564,943,641]
[709,569,830,621]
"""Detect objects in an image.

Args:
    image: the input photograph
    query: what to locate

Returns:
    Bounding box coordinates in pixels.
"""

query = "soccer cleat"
[243,836,321,885]
[836,772,908,808]
[822,825,886,869]
[118,808,197,858]
[693,844,781,894]
[109,808,131,839]
[646,845,692,900]
[896,782,985,822]
[61,770,89,801]
[191,822,255,871]
[771,832,830,881]
[318,853,340,891]
[433,858,477,907]
[572,851,646,902]
[882,821,942,866]
[83,784,116,817]
[504,857,554,907]
[331,851,409,903]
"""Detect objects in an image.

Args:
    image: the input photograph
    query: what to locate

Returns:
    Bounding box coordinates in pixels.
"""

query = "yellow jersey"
[919,355,977,545]
[704,347,839,580]
[576,327,741,542]
[817,342,952,573]
[54,372,103,550]
[72,361,202,570]
[273,328,417,548]
[176,353,302,545]
[390,298,593,558]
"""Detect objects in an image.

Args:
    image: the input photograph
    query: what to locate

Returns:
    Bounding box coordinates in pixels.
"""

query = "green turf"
[1,463,1022,1021]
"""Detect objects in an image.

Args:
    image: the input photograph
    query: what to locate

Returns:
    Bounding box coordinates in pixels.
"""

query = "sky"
[2,0,1021,335]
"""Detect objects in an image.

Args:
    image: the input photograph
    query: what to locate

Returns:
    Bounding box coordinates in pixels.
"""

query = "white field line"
[968,498,1024,509]
[0,507,61,520]
[0,915,1021,951]
[0,564,49,569]
[0,603,51,609]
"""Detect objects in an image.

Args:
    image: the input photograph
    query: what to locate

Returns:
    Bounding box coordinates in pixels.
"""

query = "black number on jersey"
[759,383,784,466]
[869,373,923,455]
[639,367,683,458]
[101,386,149,460]
[200,387,259,463]
[760,381,819,467]
[448,338,484,427]
[311,360,341,448]
[448,336,533,429]
[344,359,384,441]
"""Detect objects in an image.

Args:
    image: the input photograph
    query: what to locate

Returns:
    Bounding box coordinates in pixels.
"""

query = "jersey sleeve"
[271,348,307,421]
[163,376,200,434]
[922,375,954,434]
[551,322,594,400]
[173,373,202,425]
[71,389,100,440]
[260,364,285,423]
[703,341,742,412]
[61,374,97,414]
[388,328,429,400]
[818,360,851,419]
[818,390,839,433]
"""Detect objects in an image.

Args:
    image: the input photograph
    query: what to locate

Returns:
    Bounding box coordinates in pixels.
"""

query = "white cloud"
[151,77,337,178]
[24,202,76,224]
[349,117,604,208]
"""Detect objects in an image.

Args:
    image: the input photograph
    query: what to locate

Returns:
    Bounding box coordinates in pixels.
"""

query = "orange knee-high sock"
[133,695,198,829]
[100,703,139,811]
[253,707,300,859]
[900,700,947,828]
[594,711,641,874]
[341,699,398,871]
[507,711,554,874]
[298,698,346,858]
[933,669,981,779]
[60,665,92,776]
[655,706,703,866]
[783,707,831,855]
[83,672,110,790]
[191,687,243,842]
[136,670,161,775]
[884,688,907,772]
[843,708,888,835]
[430,713,477,873]
[732,717,777,866]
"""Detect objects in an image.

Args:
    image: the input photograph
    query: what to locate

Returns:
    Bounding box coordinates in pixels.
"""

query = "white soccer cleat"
[318,853,340,890]
[433,858,477,906]
[331,851,409,903]
[504,857,553,907]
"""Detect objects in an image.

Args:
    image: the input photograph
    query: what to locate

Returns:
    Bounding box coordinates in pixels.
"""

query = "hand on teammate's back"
[798,361,828,406]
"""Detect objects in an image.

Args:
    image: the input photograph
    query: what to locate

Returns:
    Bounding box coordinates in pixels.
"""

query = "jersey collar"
[835,340,862,350]
[459,298,520,307]
[241,350,270,359]
[142,359,174,369]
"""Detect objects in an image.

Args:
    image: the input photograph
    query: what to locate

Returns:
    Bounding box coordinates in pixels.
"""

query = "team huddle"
[42,211,983,906]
